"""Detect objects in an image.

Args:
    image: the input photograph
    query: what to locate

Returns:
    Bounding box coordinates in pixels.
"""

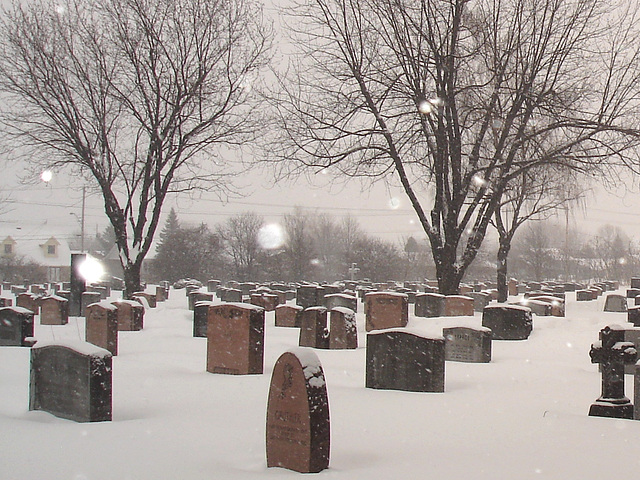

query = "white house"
[1,233,72,283]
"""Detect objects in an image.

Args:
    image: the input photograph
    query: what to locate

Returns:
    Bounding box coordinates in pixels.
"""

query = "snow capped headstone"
[16,292,39,315]
[266,348,330,473]
[0,306,34,346]
[415,292,445,318]
[603,294,627,313]
[443,326,492,363]
[324,293,358,313]
[29,341,112,422]
[111,299,144,331]
[298,306,329,349]
[206,303,264,375]
[366,329,445,392]
[132,291,157,308]
[467,291,491,312]
[365,292,408,331]
[589,325,637,419]
[443,295,474,316]
[85,301,119,356]
[329,307,357,349]
[482,304,533,340]
[628,305,640,327]
[275,304,303,328]
[297,284,322,309]
[188,291,212,310]
[193,300,214,337]
[81,291,101,316]
[39,295,69,326]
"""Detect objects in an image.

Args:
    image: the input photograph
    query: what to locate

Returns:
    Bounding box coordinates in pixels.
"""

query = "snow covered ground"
[2,287,640,480]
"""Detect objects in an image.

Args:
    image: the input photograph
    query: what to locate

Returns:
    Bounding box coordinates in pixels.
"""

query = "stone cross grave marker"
[29,341,112,422]
[266,348,330,473]
[366,329,445,392]
[206,303,265,375]
[589,325,637,419]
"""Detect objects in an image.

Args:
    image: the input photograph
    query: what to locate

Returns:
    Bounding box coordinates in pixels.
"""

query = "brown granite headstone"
[299,307,329,349]
[111,299,144,331]
[364,292,408,332]
[40,295,69,325]
[266,349,330,473]
[132,291,157,308]
[16,292,39,315]
[275,304,303,328]
[206,303,264,375]
[443,295,474,316]
[85,302,118,356]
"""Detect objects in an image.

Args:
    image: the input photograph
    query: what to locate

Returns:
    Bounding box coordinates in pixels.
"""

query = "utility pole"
[81,186,86,252]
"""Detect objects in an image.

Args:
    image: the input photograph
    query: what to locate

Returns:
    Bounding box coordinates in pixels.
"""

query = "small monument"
[589,325,637,419]
[266,349,330,473]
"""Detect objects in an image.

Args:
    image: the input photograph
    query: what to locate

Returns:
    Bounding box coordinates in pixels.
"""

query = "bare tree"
[267,0,640,294]
[0,0,272,296]
[216,212,264,281]
[492,167,586,301]
[283,207,315,281]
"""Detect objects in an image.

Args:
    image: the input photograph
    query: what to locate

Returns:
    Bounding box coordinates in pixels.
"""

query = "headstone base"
[589,399,634,420]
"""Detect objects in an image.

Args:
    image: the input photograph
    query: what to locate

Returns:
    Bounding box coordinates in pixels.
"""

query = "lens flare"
[78,257,104,284]
[258,223,284,250]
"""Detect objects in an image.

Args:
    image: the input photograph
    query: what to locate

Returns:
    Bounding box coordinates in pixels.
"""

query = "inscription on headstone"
[443,326,491,363]
[365,292,408,332]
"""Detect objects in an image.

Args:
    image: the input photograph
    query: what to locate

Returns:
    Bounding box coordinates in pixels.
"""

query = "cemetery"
[4,278,640,479]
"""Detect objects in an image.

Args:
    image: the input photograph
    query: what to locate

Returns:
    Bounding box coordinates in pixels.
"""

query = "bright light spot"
[78,257,104,284]
[472,175,487,187]
[409,219,415,225]
[55,4,65,14]
[388,197,401,210]
[41,170,52,183]
[418,100,433,115]
[430,97,444,107]
[310,258,321,266]
[258,223,284,250]
[619,257,627,265]
[566,342,573,348]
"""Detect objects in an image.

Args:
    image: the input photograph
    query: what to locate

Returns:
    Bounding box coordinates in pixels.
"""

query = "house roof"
[0,232,72,267]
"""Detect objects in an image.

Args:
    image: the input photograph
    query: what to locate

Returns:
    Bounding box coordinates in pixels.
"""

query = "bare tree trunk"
[497,239,511,303]
[123,262,142,300]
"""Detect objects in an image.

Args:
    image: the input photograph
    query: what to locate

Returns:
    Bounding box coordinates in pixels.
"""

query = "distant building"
[0,234,72,283]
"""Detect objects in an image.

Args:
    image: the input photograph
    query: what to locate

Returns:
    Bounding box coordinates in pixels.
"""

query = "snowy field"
[2,286,640,480]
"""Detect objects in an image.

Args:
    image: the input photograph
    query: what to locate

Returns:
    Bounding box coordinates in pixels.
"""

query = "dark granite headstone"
[132,291,157,308]
[528,295,565,317]
[366,329,445,392]
[266,349,330,473]
[0,297,12,307]
[193,300,214,337]
[443,326,492,363]
[589,325,637,419]
[29,341,112,422]
[482,304,532,340]
[297,285,321,309]
[0,306,35,346]
[85,302,118,355]
[206,303,264,375]
[365,292,408,332]
[299,307,329,349]
[189,291,214,310]
[81,291,101,317]
[467,292,491,312]
[515,299,552,316]
[604,294,627,313]
[40,295,69,325]
[16,292,40,315]
[324,293,358,313]
[576,290,593,301]
[414,293,445,318]
[631,277,640,289]
[329,307,357,349]
[69,253,87,316]
[629,305,640,327]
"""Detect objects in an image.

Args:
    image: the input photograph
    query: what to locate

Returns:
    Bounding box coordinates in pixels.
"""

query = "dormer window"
[47,245,56,255]
[42,236,60,258]
[4,243,12,254]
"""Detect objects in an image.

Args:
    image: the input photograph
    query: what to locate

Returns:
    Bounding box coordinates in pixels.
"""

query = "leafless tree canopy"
[268,0,640,292]
[0,0,273,295]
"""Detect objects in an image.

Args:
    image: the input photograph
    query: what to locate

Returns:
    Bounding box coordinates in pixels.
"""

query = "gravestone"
[132,291,157,308]
[365,292,408,332]
[623,328,640,374]
[111,299,144,331]
[443,295,474,316]
[40,295,69,325]
[266,349,330,473]
[189,291,213,310]
[631,277,640,289]
[81,291,101,317]
[589,325,637,419]
[193,301,215,337]
[299,307,329,349]
[414,293,445,318]
[0,297,12,307]
[629,306,640,327]
[576,290,593,301]
[329,307,357,350]
[528,295,565,317]
[155,285,167,302]
[467,292,491,312]
[604,294,627,313]
[275,304,303,328]
[324,293,358,313]
[443,326,492,363]
[635,296,640,306]
[516,299,552,316]
[85,302,118,356]
[482,304,533,340]
[206,303,265,375]
[297,285,321,309]
[29,341,112,422]
[221,288,242,303]
[0,306,35,346]
[16,292,40,315]
[366,329,445,392]
[634,362,640,420]
[207,280,221,292]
